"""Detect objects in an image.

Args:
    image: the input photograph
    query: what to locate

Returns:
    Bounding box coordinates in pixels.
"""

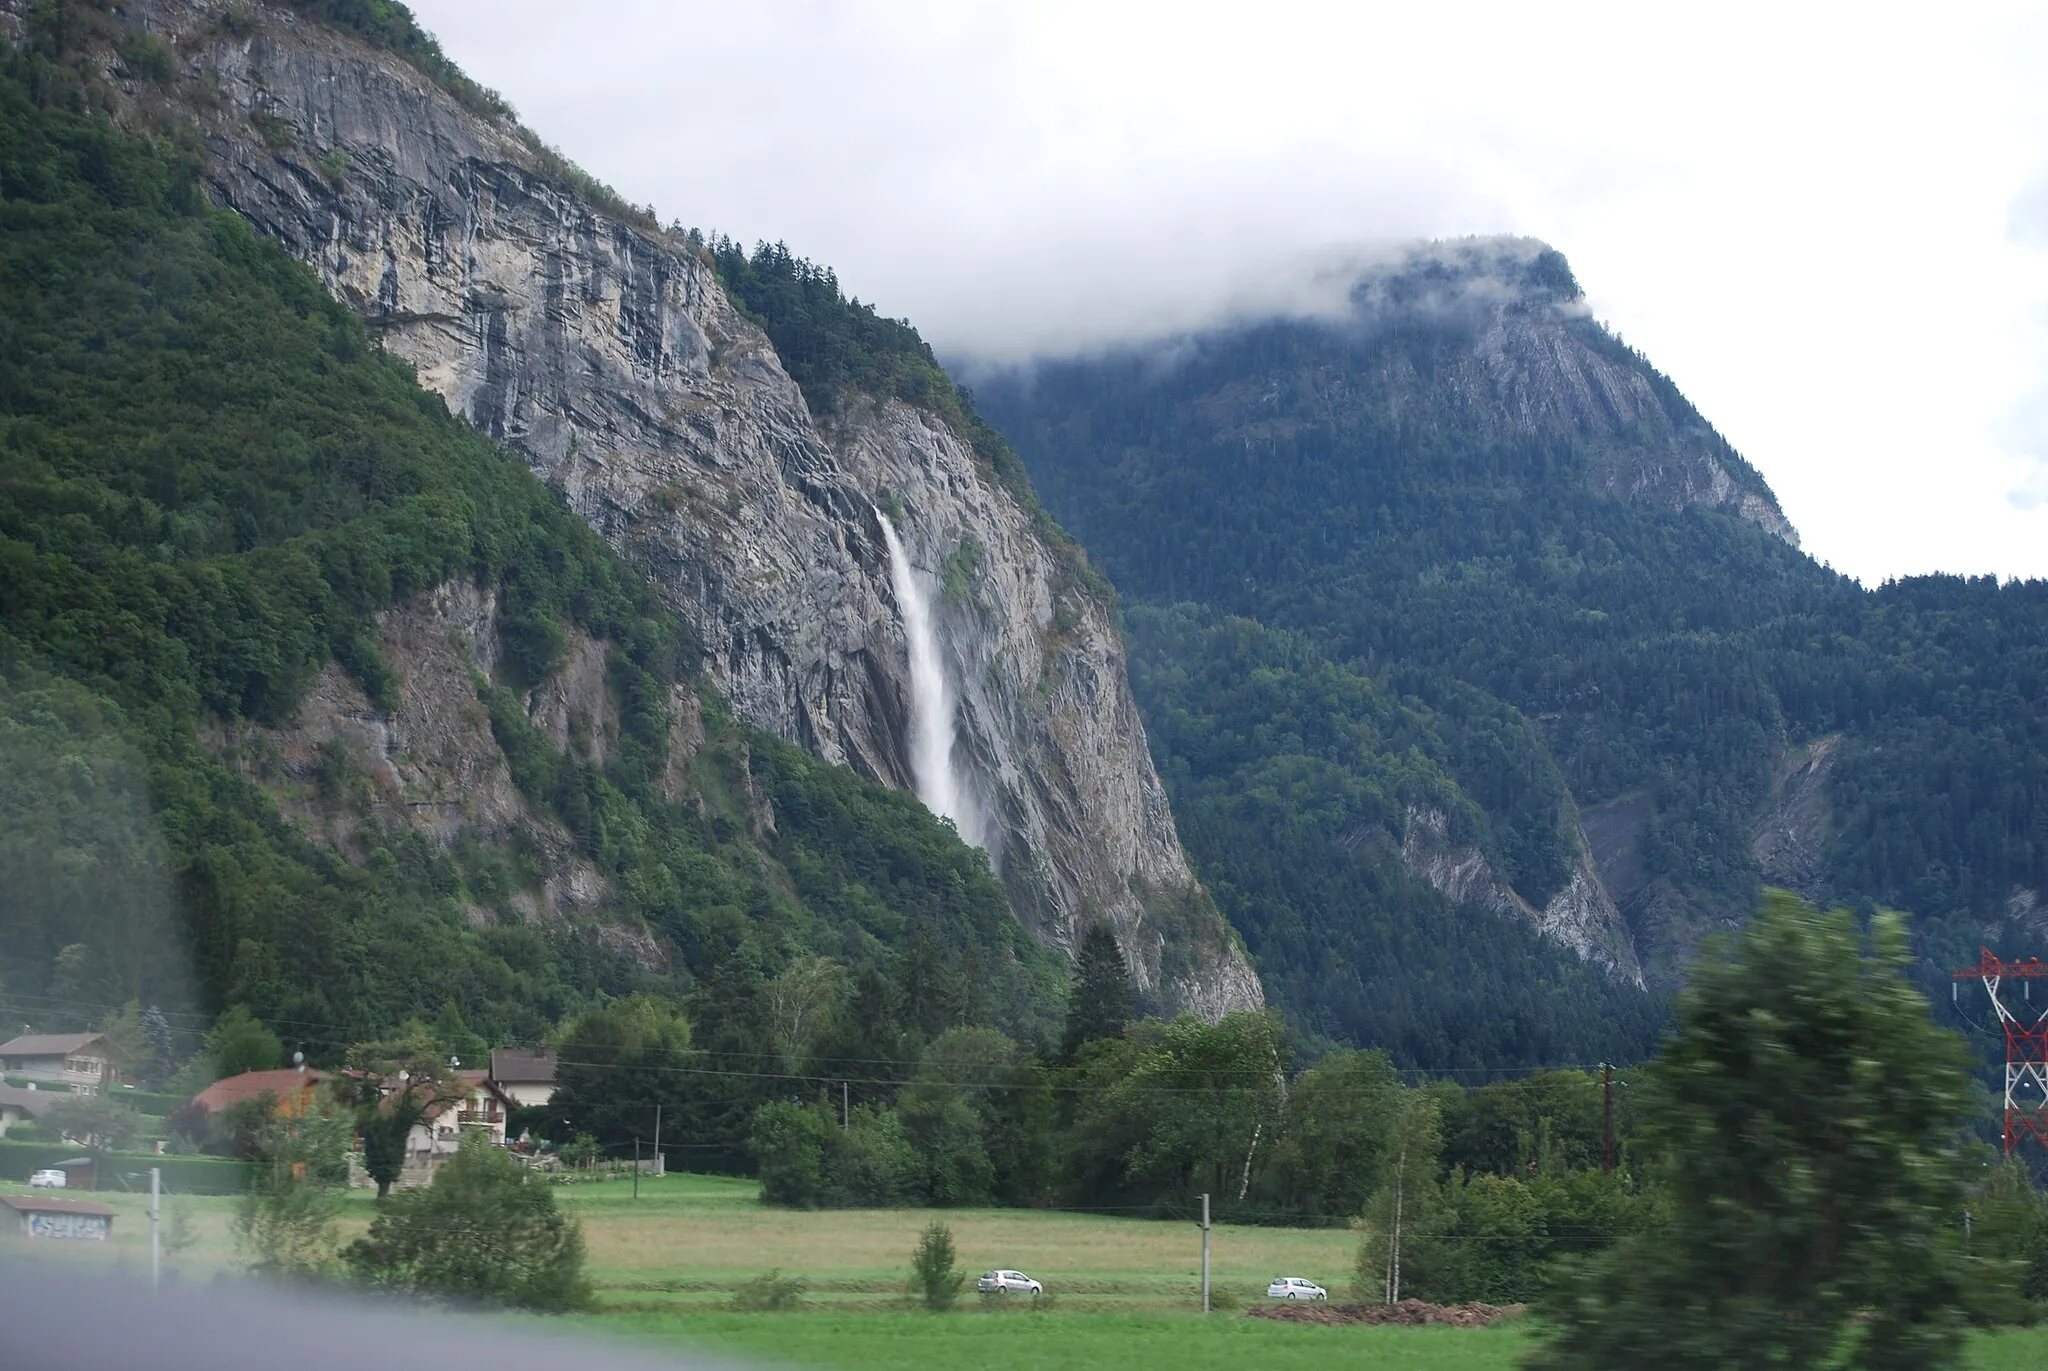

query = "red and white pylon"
[1956,948,2048,1155]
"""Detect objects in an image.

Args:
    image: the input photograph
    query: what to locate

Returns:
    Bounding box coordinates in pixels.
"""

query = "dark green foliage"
[1128,606,1667,1065]
[345,1131,594,1312]
[1396,1167,1652,1307]
[1439,1070,1621,1179]
[552,996,693,1152]
[0,54,1066,1060]
[974,282,2048,1046]
[910,1220,965,1311]
[1528,893,1977,1369]
[1060,922,1134,1060]
[1963,1159,2048,1323]
[1256,1048,1403,1218]
[748,1029,1050,1210]
[750,736,1064,1045]
[0,48,669,1035]
[1061,1011,1285,1216]
[750,1100,832,1207]
[208,1006,287,1076]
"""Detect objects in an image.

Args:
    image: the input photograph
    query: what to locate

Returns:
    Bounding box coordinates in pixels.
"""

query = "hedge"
[0,1141,254,1193]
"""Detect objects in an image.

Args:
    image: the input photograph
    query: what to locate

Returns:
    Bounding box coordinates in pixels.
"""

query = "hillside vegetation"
[0,40,1060,1052]
[974,253,2048,1046]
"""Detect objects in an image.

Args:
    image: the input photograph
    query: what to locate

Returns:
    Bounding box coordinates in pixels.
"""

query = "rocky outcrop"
[1192,238,1798,544]
[1402,806,1644,987]
[2007,887,2048,936]
[1751,734,1842,898]
[126,0,1255,1013]
[206,579,624,931]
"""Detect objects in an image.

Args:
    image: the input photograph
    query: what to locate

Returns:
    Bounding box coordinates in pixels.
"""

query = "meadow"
[5,1171,2047,1371]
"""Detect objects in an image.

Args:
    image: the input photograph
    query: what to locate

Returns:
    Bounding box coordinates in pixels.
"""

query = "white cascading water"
[877,510,987,851]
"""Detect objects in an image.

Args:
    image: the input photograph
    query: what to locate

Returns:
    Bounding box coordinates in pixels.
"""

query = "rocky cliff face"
[1750,735,1842,899]
[1401,807,1644,987]
[125,0,1257,1015]
[1215,239,1798,544]
[205,580,649,953]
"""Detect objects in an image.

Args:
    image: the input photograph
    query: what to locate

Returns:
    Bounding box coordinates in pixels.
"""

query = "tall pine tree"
[1061,922,1134,1060]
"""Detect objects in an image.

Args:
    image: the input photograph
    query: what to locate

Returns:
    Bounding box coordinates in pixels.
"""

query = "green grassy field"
[6,1171,2048,1371]
[558,1173,1357,1312]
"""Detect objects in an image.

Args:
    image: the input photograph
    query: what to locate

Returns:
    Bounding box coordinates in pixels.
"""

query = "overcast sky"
[406,1,2048,584]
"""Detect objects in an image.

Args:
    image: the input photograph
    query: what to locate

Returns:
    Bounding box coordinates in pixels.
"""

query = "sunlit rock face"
[126,0,1258,1016]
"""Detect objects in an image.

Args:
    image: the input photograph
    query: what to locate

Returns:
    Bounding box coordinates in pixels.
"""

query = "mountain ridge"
[975,238,2047,1035]
[69,0,1259,1018]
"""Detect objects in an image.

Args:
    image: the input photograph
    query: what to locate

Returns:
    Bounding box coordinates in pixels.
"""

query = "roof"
[188,1067,325,1115]
[0,1195,116,1217]
[0,1033,105,1058]
[0,1084,50,1117]
[489,1048,557,1085]
[383,1070,512,1122]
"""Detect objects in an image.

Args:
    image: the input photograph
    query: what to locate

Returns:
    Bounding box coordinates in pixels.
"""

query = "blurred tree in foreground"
[1529,892,1976,1370]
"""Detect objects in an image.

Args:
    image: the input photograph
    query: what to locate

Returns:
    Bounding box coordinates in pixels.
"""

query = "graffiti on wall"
[24,1211,109,1240]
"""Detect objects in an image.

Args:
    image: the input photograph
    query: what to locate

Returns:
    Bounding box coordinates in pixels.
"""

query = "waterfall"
[877,510,987,851]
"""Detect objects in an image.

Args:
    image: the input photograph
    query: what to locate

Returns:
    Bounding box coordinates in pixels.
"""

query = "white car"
[1267,1276,1327,1301]
[976,1269,1044,1295]
[27,1169,66,1189]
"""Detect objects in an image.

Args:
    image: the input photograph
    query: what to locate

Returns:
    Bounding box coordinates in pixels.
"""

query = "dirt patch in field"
[1246,1298,1525,1327]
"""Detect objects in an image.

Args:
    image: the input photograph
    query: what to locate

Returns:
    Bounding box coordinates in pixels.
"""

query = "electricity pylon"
[1955,948,2048,1154]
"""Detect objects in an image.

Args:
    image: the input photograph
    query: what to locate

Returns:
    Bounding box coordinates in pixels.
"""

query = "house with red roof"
[167,1065,325,1139]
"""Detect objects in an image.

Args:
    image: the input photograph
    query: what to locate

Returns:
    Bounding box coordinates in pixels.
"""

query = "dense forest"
[972,245,2048,1043]
[0,39,1061,1058]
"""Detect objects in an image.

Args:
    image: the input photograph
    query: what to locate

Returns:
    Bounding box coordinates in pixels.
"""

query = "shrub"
[731,1270,808,1311]
[910,1221,964,1311]
[750,1101,827,1207]
[346,1133,593,1311]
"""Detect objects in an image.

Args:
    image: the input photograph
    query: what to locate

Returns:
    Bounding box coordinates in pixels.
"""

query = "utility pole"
[1198,1192,1211,1313]
[842,1081,850,1130]
[633,1138,640,1201]
[149,1166,160,1289]
[653,1104,662,1179]
[1602,1064,1615,1175]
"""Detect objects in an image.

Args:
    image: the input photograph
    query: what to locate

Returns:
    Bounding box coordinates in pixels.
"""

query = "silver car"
[975,1269,1044,1295]
[1266,1276,1327,1300]
[27,1168,67,1188]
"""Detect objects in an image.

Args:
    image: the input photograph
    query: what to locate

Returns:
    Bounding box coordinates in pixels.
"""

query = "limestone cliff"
[1751,734,1842,899]
[1340,239,1797,542]
[205,580,650,954]
[122,0,1257,1014]
[1401,806,1644,987]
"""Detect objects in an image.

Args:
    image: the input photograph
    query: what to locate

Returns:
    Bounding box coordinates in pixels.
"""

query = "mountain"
[973,238,2048,1048]
[0,29,1096,1059]
[0,0,1261,1025]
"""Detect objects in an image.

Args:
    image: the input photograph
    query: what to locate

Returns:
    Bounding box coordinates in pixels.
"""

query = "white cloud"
[406,0,2048,582]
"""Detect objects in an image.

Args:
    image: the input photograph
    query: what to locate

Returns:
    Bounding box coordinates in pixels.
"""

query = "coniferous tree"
[1529,893,1976,1370]
[1061,922,1134,1060]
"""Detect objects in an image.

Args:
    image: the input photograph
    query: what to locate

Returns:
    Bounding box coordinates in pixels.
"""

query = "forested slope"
[974,240,2048,1045]
[0,44,1063,1054]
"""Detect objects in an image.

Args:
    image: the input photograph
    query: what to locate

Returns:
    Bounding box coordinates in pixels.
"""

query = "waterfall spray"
[877,510,987,850]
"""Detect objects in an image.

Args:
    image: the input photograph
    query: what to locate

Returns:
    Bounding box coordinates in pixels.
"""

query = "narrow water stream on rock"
[877,510,987,851]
